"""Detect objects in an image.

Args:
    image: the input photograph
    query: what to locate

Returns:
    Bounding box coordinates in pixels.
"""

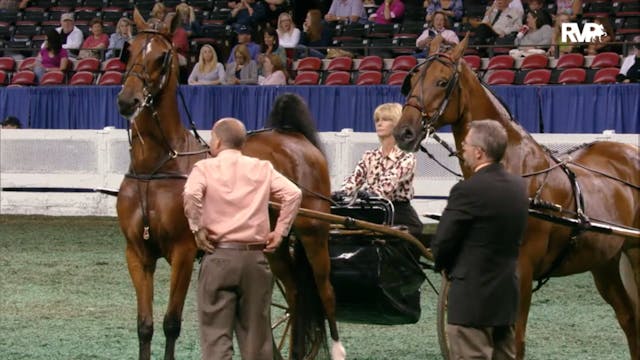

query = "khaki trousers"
[197,249,273,360]
[446,324,516,360]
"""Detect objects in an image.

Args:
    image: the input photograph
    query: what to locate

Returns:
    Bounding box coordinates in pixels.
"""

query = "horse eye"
[436,79,448,87]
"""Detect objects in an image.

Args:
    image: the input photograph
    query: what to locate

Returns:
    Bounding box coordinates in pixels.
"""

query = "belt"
[214,242,266,251]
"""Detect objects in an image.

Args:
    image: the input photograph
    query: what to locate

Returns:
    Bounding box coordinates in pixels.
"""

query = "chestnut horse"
[116,9,342,360]
[393,36,640,359]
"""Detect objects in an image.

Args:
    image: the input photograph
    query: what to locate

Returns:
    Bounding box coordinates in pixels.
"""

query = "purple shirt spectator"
[40,47,68,68]
[369,0,405,25]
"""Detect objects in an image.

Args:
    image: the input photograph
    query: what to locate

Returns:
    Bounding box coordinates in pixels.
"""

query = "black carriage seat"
[330,195,395,226]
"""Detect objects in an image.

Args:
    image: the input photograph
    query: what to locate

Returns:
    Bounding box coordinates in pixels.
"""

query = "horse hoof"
[331,340,346,360]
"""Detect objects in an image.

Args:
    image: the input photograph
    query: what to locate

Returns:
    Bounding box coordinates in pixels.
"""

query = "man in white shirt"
[56,13,84,56]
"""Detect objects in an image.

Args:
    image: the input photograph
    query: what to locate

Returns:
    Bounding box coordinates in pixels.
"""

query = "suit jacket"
[432,162,528,327]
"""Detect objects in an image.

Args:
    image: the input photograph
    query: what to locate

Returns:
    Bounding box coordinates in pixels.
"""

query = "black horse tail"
[265,93,325,154]
[291,237,329,360]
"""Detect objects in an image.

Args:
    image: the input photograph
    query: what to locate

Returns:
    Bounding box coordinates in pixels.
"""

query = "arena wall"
[1,129,638,222]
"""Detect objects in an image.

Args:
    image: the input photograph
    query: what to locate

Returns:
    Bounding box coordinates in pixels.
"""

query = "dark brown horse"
[393,35,640,359]
[116,9,343,360]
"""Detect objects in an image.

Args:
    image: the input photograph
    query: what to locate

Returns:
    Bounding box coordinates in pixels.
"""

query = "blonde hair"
[150,3,167,20]
[266,53,288,79]
[198,45,218,73]
[373,103,403,126]
[234,44,251,63]
[175,3,195,23]
[116,17,131,36]
[277,12,295,35]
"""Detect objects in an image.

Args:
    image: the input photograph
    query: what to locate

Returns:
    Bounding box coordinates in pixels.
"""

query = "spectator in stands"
[585,17,615,56]
[56,13,84,57]
[176,3,201,38]
[509,8,552,57]
[555,0,581,21]
[227,25,261,63]
[299,9,332,58]
[415,11,460,57]
[470,0,522,47]
[617,36,640,83]
[1,116,22,129]
[264,0,289,28]
[324,0,367,24]
[548,13,573,56]
[258,53,288,85]
[172,12,190,67]
[425,0,463,24]
[338,102,424,241]
[0,0,28,11]
[259,27,287,72]
[276,12,301,48]
[225,44,259,84]
[525,0,544,11]
[189,44,226,85]
[150,2,167,22]
[106,17,133,59]
[30,29,69,82]
[227,0,267,32]
[368,0,405,25]
[79,18,109,60]
[509,0,524,15]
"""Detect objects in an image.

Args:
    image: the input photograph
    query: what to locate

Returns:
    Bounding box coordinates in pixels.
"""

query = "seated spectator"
[227,25,261,64]
[29,29,69,82]
[585,17,615,56]
[227,0,267,31]
[225,44,258,84]
[188,44,226,85]
[555,0,581,21]
[1,116,22,129]
[509,0,524,15]
[369,0,405,25]
[171,13,190,67]
[150,2,167,22]
[509,8,552,58]
[299,9,332,58]
[416,10,459,57]
[425,0,463,24]
[259,54,288,85]
[617,37,640,83]
[106,17,133,59]
[548,13,573,56]
[526,0,544,11]
[0,0,28,11]
[324,0,367,24]
[55,13,84,57]
[175,3,201,38]
[259,27,287,73]
[264,0,289,27]
[470,0,522,47]
[277,12,301,48]
[79,18,109,60]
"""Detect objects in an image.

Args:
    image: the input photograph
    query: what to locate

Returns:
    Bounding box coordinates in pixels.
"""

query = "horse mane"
[265,93,325,153]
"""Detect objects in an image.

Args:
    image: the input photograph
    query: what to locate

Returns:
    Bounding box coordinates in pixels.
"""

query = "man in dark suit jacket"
[431,119,528,360]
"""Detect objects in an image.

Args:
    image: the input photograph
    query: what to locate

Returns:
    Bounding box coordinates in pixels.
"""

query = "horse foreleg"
[126,245,157,360]
[163,241,197,360]
[516,261,534,360]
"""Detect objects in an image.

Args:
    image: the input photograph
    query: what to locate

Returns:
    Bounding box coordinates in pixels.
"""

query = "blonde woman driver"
[188,45,226,85]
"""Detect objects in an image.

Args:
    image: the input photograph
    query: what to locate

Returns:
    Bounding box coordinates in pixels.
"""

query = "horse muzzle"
[117,93,141,118]
[394,124,422,152]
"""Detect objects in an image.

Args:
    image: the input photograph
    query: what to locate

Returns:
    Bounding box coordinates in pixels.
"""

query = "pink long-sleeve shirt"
[184,149,302,244]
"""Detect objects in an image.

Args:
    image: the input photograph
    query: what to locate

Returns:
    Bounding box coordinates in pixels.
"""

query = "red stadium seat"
[521,54,549,70]
[98,71,123,85]
[69,71,95,85]
[296,57,322,71]
[39,71,65,85]
[463,55,481,71]
[75,58,101,72]
[0,57,15,72]
[357,55,383,71]
[556,53,584,69]
[486,55,514,70]
[355,71,382,85]
[102,58,126,72]
[590,52,620,69]
[327,56,353,71]
[523,69,551,85]
[386,71,408,85]
[18,57,37,71]
[557,68,586,84]
[592,67,620,84]
[390,55,417,72]
[486,70,515,85]
[294,71,320,85]
[10,70,36,86]
[324,71,351,85]
[0,70,6,86]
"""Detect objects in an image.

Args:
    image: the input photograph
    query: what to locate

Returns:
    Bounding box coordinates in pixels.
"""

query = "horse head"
[117,8,180,118]
[393,34,470,152]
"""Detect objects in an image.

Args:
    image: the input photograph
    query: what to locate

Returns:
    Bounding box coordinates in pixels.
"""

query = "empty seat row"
[0,56,125,73]
[293,70,408,86]
[485,67,620,85]
[0,69,122,86]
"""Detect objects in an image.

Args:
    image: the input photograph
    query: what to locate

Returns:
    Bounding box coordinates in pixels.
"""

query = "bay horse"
[116,9,343,360]
[393,35,640,359]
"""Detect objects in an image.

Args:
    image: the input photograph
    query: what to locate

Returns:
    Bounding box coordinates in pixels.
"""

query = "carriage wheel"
[271,278,291,360]
[436,276,451,360]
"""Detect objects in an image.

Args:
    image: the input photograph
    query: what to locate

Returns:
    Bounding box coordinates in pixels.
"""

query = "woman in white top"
[259,54,287,85]
[276,12,301,48]
[415,11,459,57]
[188,45,226,85]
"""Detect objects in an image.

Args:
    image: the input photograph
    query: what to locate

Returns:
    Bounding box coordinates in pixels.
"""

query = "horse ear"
[451,33,469,61]
[428,35,443,55]
[133,8,149,31]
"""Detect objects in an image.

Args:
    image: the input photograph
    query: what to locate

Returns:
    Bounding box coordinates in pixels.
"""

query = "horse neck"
[454,66,551,176]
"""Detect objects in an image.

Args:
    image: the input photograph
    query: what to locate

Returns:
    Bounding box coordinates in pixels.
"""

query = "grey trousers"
[446,323,516,360]
[197,249,273,360]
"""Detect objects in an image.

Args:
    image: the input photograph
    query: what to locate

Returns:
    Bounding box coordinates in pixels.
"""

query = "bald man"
[184,117,301,360]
